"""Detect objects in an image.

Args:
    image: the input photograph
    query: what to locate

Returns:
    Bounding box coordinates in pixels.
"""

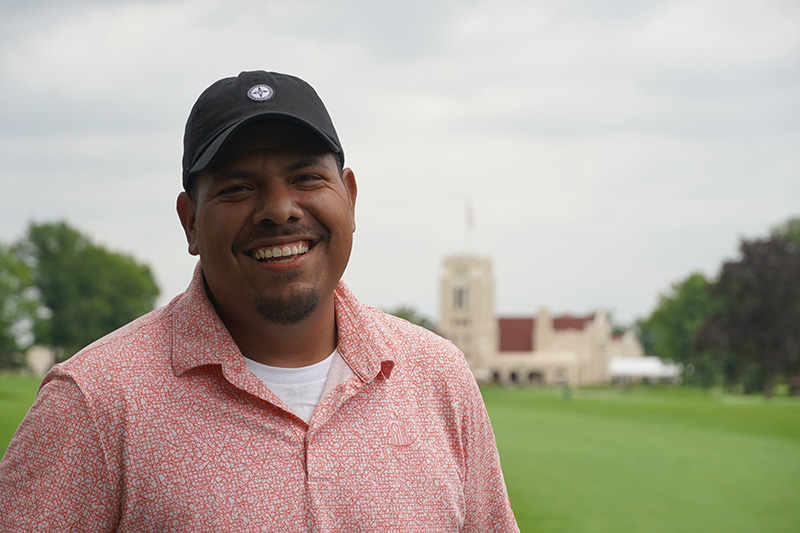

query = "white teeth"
[253,243,309,261]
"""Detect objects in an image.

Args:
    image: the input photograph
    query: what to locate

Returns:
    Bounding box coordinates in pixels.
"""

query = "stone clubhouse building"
[438,254,677,386]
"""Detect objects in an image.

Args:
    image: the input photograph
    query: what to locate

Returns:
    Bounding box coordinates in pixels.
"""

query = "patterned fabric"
[0,263,519,532]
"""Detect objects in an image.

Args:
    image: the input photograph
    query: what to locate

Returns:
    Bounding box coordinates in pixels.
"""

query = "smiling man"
[0,71,518,532]
[178,120,356,367]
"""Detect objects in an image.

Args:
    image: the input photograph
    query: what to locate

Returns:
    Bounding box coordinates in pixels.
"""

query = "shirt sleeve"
[460,374,520,532]
[0,368,120,532]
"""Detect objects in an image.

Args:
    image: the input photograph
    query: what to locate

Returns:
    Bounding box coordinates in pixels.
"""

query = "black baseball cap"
[182,70,343,190]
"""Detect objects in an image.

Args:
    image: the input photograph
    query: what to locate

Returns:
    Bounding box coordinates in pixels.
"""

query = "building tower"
[439,255,496,381]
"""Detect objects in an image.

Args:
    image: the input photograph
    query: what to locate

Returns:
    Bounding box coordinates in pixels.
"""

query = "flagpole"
[465,196,475,254]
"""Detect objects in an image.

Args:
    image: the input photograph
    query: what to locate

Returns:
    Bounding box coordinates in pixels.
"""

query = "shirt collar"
[171,262,244,376]
[170,262,395,381]
[333,281,396,382]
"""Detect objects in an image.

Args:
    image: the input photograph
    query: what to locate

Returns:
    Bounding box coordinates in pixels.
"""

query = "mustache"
[232,224,330,254]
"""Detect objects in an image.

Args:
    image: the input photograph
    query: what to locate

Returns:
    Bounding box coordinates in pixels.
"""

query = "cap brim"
[186,111,343,179]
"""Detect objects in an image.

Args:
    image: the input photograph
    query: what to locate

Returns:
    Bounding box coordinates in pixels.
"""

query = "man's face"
[177,121,357,328]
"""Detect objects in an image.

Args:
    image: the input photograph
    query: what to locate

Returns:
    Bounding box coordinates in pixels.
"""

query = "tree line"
[0,221,159,368]
[637,217,800,397]
[3,217,798,397]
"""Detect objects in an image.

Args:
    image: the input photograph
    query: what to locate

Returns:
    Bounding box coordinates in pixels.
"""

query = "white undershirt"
[244,349,336,423]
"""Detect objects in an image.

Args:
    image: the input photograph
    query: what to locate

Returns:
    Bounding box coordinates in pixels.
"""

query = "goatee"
[254,288,320,324]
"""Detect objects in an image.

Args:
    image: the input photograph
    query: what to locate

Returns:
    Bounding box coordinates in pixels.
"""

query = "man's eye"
[219,185,249,195]
[295,175,323,185]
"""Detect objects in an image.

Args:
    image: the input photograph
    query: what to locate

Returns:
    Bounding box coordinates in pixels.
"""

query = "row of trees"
[0,221,159,368]
[3,216,797,397]
[637,217,800,397]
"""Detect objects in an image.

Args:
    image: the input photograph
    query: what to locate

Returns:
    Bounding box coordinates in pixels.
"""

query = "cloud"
[1,0,798,326]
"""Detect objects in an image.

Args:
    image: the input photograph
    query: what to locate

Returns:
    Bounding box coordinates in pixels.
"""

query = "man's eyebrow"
[284,157,328,173]
[214,169,257,180]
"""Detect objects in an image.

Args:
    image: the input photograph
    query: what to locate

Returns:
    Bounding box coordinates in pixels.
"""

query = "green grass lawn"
[0,374,41,457]
[484,385,800,532]
[2,376,799,532]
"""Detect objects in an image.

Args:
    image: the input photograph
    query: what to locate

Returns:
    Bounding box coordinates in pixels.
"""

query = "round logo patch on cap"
[247,84,274,102]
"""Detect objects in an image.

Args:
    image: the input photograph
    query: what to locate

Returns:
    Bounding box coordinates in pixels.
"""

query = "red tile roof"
[552,315,595,331]
[498,318,534,352]
[497,313,597,352]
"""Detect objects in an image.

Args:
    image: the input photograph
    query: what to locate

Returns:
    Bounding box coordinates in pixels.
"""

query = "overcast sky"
[1,0,798,326]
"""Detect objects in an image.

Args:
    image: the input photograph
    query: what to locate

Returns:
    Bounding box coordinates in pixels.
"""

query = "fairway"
[484,385,800,532]
[2,377,799,532]
[0,374,40,457]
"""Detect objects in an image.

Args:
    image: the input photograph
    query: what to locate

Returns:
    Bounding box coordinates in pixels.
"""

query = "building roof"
[552,314,595,331]
[497,313,598,352]
[498,317,534,352]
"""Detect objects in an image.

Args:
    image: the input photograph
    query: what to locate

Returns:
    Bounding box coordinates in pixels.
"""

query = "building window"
[454,287,470,310]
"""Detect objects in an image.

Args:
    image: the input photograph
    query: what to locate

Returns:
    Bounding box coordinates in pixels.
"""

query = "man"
[0,70,518,532]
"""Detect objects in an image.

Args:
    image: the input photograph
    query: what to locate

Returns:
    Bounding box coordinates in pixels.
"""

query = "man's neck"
[215,295,338,368]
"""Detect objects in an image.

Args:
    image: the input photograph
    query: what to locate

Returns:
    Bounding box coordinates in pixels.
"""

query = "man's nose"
[252,183,303,226]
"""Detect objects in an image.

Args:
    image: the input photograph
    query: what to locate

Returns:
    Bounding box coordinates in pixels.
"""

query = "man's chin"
[254,288,320,324]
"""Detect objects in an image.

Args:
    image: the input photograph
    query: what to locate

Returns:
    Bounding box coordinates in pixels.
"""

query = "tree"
[638,273,720,387]
[696,236,800,397]
[604,311,632,337]
[0,244,38,368]
[15,221,160,357]
[771,216,800,248]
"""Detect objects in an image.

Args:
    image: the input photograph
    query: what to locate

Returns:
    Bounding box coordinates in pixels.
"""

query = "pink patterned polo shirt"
[0,264,518,532]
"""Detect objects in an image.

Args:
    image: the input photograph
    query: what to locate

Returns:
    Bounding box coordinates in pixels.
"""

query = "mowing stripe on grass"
[483,386,800,533]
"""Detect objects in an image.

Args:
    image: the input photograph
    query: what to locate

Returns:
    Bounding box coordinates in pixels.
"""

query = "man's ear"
[176,192,200,256]
[342,167,357,233]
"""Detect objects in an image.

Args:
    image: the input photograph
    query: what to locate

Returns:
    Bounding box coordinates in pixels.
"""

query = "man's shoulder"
[58,299,177,380]
[336,282,452,338]
[349,298,467,368]
[337,286,457,355]
[347,301,483,411]
[376,310,452,350]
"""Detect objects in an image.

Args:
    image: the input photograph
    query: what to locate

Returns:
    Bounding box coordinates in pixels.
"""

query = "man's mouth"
[248,240,311,263]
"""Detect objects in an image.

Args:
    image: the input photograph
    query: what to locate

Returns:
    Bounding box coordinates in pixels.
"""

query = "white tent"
[609,356,682,381]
